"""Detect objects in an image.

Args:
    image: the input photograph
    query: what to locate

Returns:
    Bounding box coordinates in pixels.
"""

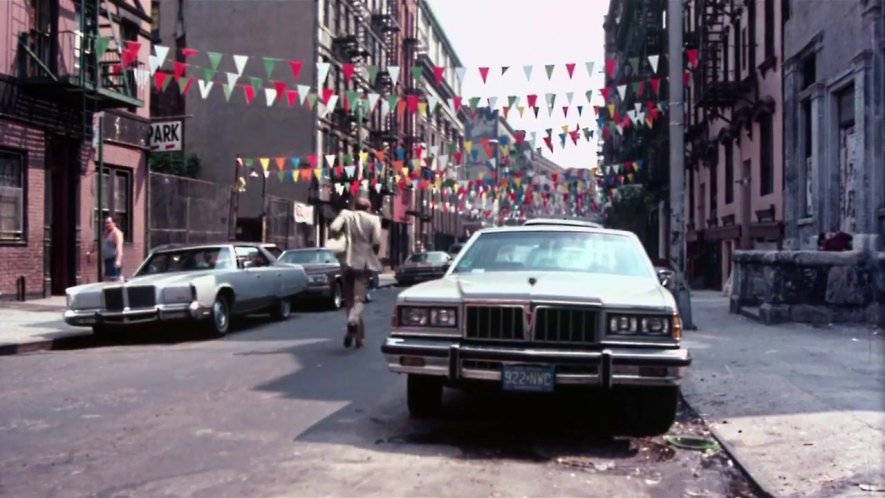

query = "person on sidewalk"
[329,196,382,349]
[87,217,125,282]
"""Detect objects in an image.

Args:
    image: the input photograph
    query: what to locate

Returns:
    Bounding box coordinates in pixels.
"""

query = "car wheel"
[330,281,343,310]
[207,294,231,337]
[271,297,292,321]
[617,386,679,437]
[407,374,443,418]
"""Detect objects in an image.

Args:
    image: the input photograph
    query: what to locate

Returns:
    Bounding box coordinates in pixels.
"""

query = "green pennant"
[177,77,190,93]
[161,74,173,91]
[277,171,285,182]
[468,96,481,109]
[222,84,233,102]
[508,95,518,107]
[448,143,457,155]
[367,65,379,82]
[411,66,423,80]
[545,64,555,79]
[202,68,216,83]
[629,57,640,71]
[244,158,254,168]
[346,90,359,110]
[263,57,277,79]
[307,92,319,108]
[207,51,223,70]
[632,81,642,97]
[249,77,263,90]
[94,37,110,59]
[387,94,398,109]
[343,154,353,164]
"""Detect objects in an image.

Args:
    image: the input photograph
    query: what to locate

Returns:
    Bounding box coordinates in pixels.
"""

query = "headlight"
[608,314,671,336]
[66,293,74,309]
[309,274,328,284]
[397,306,458,328]
[162,286,193,304]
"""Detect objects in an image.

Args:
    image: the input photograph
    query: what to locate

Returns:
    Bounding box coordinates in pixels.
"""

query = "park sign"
[148,120,183,152]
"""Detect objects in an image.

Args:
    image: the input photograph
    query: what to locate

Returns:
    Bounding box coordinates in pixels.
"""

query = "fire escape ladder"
[97,0,132,97]
[698,0,730,107]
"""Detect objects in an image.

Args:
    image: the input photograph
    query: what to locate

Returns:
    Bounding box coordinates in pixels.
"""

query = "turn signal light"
[673,313,683,341]
[400,357,426,367]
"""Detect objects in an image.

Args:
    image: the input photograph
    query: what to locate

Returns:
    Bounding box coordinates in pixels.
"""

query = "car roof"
[523,218,603,228]
[476,225,634,238]
[281,248,328,253]
[151,242,264,253]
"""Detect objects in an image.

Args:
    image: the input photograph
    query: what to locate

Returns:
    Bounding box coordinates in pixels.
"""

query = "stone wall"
[729,250,885,326]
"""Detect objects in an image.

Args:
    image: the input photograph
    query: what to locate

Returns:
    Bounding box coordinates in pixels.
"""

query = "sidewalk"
[0,297,89,355]
[683,290,885,497]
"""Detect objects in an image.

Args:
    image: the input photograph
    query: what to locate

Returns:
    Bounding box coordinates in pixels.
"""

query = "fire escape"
[695,0,740,109]
[330,0,373,144]
[369,0,400,151]
[17,0,144,120]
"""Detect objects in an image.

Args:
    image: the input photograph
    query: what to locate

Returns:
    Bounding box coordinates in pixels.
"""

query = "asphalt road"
[0,288,758,497]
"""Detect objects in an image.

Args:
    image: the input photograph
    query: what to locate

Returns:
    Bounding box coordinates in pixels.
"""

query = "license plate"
[501,364,555,393]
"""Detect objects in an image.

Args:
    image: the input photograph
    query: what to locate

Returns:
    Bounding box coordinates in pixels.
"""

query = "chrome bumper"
[63,301,210,327]
[381,337,691,388]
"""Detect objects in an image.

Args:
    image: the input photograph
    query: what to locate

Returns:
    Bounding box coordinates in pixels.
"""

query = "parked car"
[260,243,283,258]
[381,225,691,436]
[394,251,453,286]
[278,248,381,309]
[447,242,465,258]
[522,217,603,228]
[63,243,308,339]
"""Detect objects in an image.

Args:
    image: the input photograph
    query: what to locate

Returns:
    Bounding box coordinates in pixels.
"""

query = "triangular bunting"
[233,54,249,75]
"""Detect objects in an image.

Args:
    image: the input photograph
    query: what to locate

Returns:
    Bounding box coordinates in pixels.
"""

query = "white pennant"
[454,66,467,82]
[374,183,383,193]
[528,131,537,149]
[387,65,400,82]
[344,166,356,178]
[635,102,642,113]
[233,55,249,75]
[317,62,331,85]
[488,158,497,169]
[648,55,660,73]
[617,84,627,100]
[523,65,534,81]
[153,45,170,68]
[197,79,214,99]
[265,88,277,106]
[226,72,240,88]
[322,95,339,117]
[134,68,150,87]
[427,95,438,112]
[585,61,595,77]
[297,84,310,105]
[565,92,574,105]
[438,155,448,168]
[447,98,457,112]
[335,184,345,195]
[263,170,270,178]
[361,179,369,190]
[381,100,391,116]
[429,145,439,158]
[368,92,380,111]
[487,96,498,110]
[148,55,161,75]
[325,154,336,168]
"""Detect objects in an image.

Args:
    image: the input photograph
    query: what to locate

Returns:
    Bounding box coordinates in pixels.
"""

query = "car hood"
[67,270,221,293]
[298,263,339,273]
[398,271,673,309]
[399,261,446,270]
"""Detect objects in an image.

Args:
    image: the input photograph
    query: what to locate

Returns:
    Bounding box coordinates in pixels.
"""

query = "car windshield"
[452,231,654,278]
[137,247,233,276]
[408,252,448,263]
[280,250,330,264]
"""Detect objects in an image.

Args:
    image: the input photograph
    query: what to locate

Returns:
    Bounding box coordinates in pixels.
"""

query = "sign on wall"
[148,120,183,152]
[293,202,314,225]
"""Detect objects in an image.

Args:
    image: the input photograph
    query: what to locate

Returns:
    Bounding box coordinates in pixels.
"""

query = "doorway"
[46,137,79,295]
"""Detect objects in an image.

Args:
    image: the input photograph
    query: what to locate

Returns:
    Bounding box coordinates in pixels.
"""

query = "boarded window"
[0,150,25,242]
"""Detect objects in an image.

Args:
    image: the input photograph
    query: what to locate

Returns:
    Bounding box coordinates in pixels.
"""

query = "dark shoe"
[343,335,353,348]
[344,323,358,348]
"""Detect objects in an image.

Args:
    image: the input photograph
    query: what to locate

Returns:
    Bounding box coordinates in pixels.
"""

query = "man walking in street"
[87,217,125,282]
[329,196,382,349]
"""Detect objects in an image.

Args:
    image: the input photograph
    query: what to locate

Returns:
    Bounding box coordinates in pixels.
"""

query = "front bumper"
[63,301,210,327]
[299,285,333,299]
[395,271,446,283]
[381,336,691,388]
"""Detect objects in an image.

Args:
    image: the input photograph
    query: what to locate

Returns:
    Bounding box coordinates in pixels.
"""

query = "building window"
[802,99,813,216]
[0,150,26,243]
[801,54,816,89]
[96,166,133,242]
[734,24,742,79]
[759,114,774,196]
[150,0,160,42]
[764,0,775,59]
[725,141,734,204]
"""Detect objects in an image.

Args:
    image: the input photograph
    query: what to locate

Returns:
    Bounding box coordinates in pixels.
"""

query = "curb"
[0,331,93,357]
[680,394,779,498]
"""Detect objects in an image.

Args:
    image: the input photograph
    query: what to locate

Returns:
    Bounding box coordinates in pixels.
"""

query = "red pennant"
[569,130,580,146]
[275,157,286,172]
[562,106,569,118]
[543,136,553,152]
[289,60,303,80]
[321,87,335,105]
[308,155,318,168]
[173,61,187,80]
[243,85,255,104]
[551,173,558,183]
[527,94,538,107]
[433,66,445,85]
[478,67,490,83]
[650,77,661,95]
[606,58,617,77]
[153,71,168,92]
[285,89,298,108]
[638,81,646,97]
[502,106,510,119]
[179,77,194,96]
[414,145,424,158]
[686,49,699,68]
[514,131,526,145]
[181,47,198,58]
[453,96,463,112]
[274,81,287,103]
[342,63,355,82]
[600,87,610,102]
[481,138,492,158]
[454,151,463,165]
[407,95,419,113]
[565,63,576,79]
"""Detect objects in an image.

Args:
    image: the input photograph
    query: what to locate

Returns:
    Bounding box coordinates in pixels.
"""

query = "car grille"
[533,307,598,344]
[103,288,125,311]
[465,306,525,341]
[126,286,156,309]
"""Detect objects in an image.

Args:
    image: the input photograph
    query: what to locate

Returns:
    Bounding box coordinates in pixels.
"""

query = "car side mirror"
[241,260,254,269]
[657,268,674,286]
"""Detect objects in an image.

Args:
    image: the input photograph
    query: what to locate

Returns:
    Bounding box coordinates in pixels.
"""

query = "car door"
[232,246,269,311]
[320,250,341,284]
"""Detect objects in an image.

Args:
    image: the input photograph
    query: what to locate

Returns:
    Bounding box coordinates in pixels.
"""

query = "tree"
[604,185,655,244]
[149,152,202,178]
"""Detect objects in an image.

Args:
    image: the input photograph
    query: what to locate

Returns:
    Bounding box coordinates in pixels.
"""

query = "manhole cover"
[663,435,719,451]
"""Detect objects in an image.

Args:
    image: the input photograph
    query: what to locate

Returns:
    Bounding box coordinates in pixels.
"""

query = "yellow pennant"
[417,101,427,117]
[464,141,473,153]
[259,158,270,171]
[359,152,369,166]
[518,106,525,118]
[561,125,569,134]
[314,167,322,180]
[514,177,522,187]
[291,170,299,182]
[607,104,615,116]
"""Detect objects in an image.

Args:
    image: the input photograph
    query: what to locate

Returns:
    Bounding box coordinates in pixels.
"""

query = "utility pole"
[667,0,695,329]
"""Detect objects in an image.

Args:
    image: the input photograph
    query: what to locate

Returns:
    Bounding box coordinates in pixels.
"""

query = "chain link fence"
[149,172,231,248]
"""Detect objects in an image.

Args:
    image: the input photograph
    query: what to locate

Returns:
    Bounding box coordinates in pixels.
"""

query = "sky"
[425,0,611,170]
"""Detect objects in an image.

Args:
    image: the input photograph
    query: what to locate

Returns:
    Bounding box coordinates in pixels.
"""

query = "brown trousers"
[342,268,372,339]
